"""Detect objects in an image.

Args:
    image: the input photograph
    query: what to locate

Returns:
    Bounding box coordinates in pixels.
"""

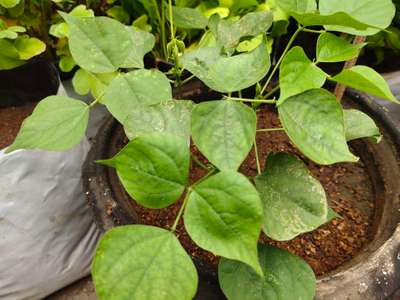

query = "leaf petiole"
[224,96,276,104]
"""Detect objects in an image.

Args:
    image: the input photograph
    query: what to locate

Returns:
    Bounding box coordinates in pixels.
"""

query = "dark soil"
[0,103,36,149]
[110,105,375,277]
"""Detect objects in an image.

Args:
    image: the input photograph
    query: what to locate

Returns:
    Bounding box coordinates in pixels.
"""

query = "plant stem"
[257,128,284,132]
[168,0,175,40]
[224,96,276,104]
[151,0,165,58]
[191,154,210,171]
[253,137,261,175]
[160,0,167,60]
[181,74,195,85]
[302,28,326,34]
[334,35,366,102]
[263,85,280,99]
[260,26,302,95]
[171,190,190,232]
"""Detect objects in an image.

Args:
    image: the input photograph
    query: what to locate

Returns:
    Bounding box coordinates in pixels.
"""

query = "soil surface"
[0,103,36,149]
[110,106,375,277]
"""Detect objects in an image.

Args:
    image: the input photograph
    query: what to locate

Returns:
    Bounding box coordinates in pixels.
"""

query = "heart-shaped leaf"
[124,100,194,145]
[330,66,399,103]
[279,46,327,102]
[191,100,257,171]
[99,133,189,209]
[215,10,273,50]
[181,41,270,93]
[6,96,89,153]
[316,32,365,63]
[93,225,198,300]
[102,69,172,123]
[184,171,263,275]
[344,109,382,143]
[278,89,358,164]
[218,244,316,300]
[170,6,208,29]
[60,14,134,73]
[319,0,395,36]
[255,152,328,241]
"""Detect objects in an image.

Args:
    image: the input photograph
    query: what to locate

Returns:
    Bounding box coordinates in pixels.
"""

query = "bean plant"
[6,0,399,299]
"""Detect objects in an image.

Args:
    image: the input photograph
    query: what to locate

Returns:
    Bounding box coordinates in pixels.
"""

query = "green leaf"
[182,41,270,93]
[124,100,194,145]
[102,69,172,123]
[218,245,316,300]
[254,152,328,241]
[170,6,208,29]
[275,0,316,14]
[279,46,327,102]
[230,0,259,12]
[316,32,365,63]
[0,0,20,8]
[184,171,263,275]
[14,36,46,60]
[93,225,198,300]
[191,100,256,171]
[290,11,375,30]
[326,207,342,222]
[72,68,117,98]
[330,66,399,103]
[60,14,134,73]
[344,109,382,143]
[215,11,273,50]
[98,133,189,209]
[319,0,396,36]
[0,39,24,70]
[6,96,89,153]
[59,55,76,72]
[278,89,359,165]
[121,27,155,68]
[106,5,129,23]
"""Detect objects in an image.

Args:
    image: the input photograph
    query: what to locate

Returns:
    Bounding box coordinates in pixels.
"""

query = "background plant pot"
[0,55,60,108]
[82,90,400,300]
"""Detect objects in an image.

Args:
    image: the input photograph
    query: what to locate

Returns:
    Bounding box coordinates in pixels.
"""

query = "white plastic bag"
[0,83,104,299]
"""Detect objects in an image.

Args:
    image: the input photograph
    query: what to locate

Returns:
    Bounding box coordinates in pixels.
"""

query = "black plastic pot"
[82,90,400,300]
[0,55,60,108]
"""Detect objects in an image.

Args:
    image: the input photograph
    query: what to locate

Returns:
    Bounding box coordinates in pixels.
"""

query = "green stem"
[181,74,195,85]
[171,190,190,232]
[191,154,210,171]
[168,0,175,40]
[192,168,217,187]
[260,26,302,95]
[160,1,167,60]
[253,137,261,175]
[225,97,276,104]
[257,128,284,132]
[263,85,280,99]
[302,28,326,34]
